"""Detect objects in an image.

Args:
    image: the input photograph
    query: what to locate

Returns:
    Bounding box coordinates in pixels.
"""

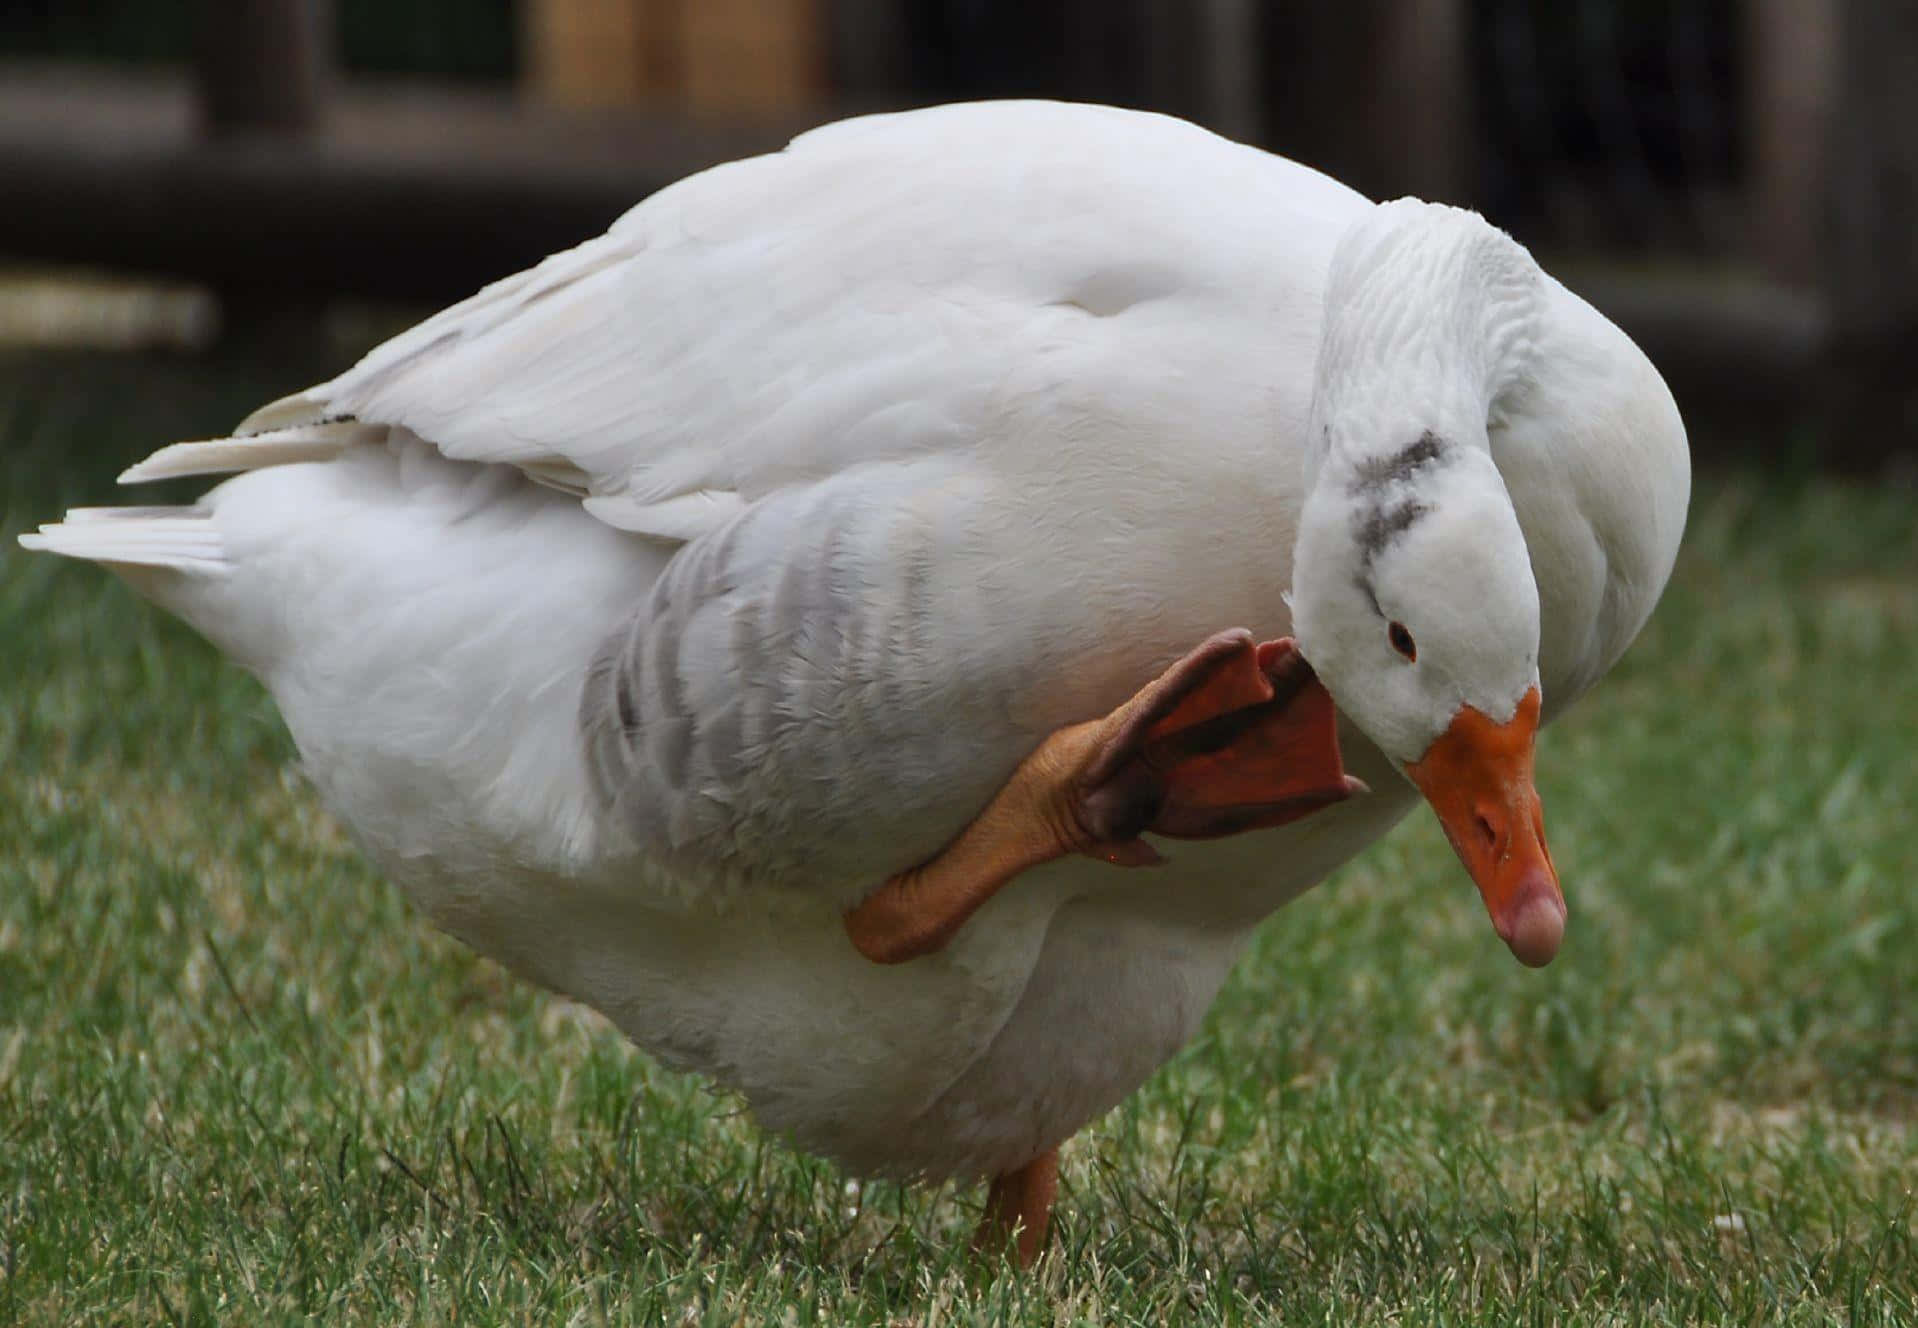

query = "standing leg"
[973,1148,1060,1267]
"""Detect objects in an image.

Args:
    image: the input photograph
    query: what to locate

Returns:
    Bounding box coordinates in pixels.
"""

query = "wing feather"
[202,102,1364,543]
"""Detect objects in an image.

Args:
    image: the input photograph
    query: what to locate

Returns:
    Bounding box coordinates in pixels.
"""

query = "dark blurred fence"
[1474,0,1743,258]
[0,0,1912,465]
[3,0,515,79]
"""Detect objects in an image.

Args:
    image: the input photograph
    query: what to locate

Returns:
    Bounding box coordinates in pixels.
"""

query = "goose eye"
[1388,621,1417,661]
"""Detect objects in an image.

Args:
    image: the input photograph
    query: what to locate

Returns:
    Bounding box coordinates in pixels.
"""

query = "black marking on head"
[1351,430,1448,493]
[1348,433,1446,607]
[1352,495,1430,612]
[1355,498,1429,564]
[1358,577,1385,618]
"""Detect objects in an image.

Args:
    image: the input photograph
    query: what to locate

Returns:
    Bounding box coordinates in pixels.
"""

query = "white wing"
[165,102,1366,545]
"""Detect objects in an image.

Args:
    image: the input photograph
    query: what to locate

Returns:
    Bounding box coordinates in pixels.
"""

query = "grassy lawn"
[2,348,1914,1324]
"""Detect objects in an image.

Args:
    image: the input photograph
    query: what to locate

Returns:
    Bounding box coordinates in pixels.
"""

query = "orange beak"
[1403,687,1565,967]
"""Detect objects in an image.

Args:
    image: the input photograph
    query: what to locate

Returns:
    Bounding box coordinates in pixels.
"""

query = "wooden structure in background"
[1134,0,1265,146]
[1366,0,1471,206]
[194,0,332,135]
[0,63,808,304]
[1749,0,1837,287]
[520,0,1463,190]
[682,0,824,113]
[522,0,824,114]
[1,0,1913,463]
[522,0,673,107]
[1744,0,1918,459]
[1821,0,1918,457]
[1261,0,1472,206]
[823,0,911,99]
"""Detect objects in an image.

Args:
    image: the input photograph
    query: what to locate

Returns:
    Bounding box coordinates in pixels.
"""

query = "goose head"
[1292,200,1567,967]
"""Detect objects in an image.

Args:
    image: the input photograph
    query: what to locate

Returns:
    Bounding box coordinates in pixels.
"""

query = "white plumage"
[21,101,1688,1185]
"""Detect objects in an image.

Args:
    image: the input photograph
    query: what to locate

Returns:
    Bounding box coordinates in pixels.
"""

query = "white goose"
[22,101,1689,1263]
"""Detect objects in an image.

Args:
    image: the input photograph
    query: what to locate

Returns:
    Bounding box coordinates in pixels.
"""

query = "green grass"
[2,348,1915,1324]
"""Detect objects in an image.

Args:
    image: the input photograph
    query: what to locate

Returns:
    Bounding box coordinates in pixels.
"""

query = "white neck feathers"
[1307,200,1543,488]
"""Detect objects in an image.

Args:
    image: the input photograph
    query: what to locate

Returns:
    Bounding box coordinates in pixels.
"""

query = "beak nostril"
[1473,812,1498,852]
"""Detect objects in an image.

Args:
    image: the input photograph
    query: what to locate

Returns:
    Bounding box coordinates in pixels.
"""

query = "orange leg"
[844,631,1363,964]
[973,1148,1060,1268]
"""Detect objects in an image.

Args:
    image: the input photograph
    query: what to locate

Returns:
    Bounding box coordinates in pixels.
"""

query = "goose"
[21,100,1689,1265]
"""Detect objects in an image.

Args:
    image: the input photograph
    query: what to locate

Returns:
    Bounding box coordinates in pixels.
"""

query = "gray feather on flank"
[696,700,746,787]
[649,716,695,797]
[578,633,637,811]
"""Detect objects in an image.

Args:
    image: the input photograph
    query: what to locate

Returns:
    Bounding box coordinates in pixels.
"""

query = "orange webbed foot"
[843,630,1363,964]
[1076,629,1365,848]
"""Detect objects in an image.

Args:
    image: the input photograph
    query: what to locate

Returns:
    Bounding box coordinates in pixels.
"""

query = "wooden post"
[1262,0,1470,203]
[1195,0,1261,144]
[1136,0,1197,119]
[1821,0,1918,465]
[1136,0,1263,141]
[523,0,823,115]
[523,0,675,109]
[825,0,913,99]
[194,0,332,136]
[1366,0,1471,203]
[679,0,825,114]
[1749,0,1837,287]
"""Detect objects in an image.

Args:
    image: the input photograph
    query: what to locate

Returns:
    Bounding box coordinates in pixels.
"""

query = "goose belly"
[381,844,1247,1181]
[385,782,1414,1183]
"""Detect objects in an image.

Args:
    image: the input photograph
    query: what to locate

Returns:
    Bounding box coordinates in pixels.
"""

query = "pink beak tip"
[1496,876,1567,969]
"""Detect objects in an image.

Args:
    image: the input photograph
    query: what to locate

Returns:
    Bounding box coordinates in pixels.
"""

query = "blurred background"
[0,0,1912,468]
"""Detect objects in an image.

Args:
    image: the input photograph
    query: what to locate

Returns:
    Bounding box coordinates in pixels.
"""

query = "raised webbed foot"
[844,630,1362,964]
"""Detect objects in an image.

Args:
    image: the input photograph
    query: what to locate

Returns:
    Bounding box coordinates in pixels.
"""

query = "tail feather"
[19,506,228,574]
[116,420,366,485]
